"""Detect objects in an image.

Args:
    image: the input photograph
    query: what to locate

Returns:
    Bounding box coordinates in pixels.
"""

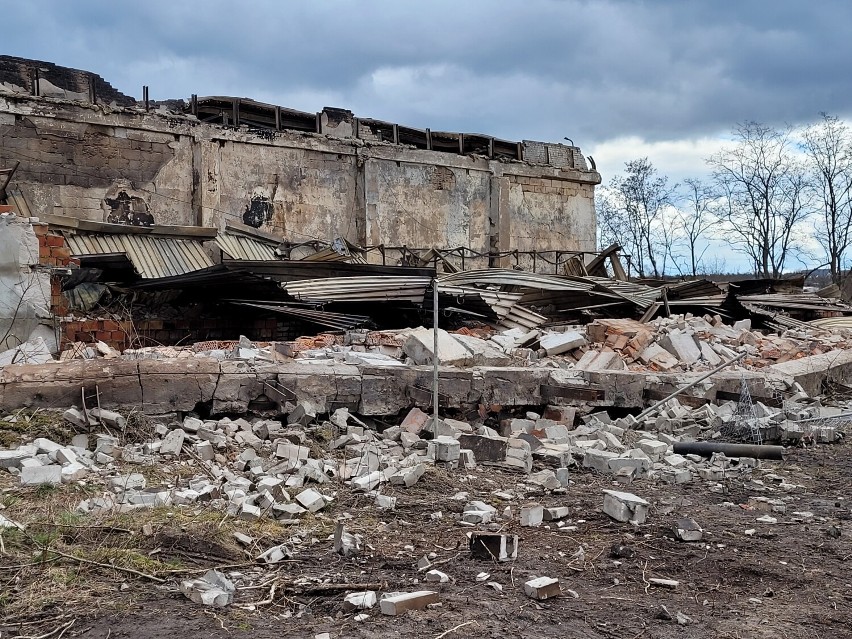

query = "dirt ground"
[0,436,850,639]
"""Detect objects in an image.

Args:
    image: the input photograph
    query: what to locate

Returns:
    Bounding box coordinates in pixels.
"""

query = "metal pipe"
[673,441,784,460]
[432,279,439,423]
[634,352,747,423]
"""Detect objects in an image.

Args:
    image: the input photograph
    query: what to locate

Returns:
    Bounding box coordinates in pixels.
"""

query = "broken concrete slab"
[469,532,518,562]
[20,464,61,486]
[602,489,650,524]
[539,331,586,356]
[402,328,470,366]
[179,569,236,607]
[379,590,439,616]
[523,576,561,600]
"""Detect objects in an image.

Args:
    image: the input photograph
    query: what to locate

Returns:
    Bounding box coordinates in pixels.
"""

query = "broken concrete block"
[462,500,497,525]
[539,331,586,356]
[574,350,625,371]
[389,463,425,487]
[20,464,61,486]
[402,327,470,366]
[659,468,693,484]
[457,434,507,462]
[257,544,291,564]
[60,462,88,483]
[469,532,518,562]
[334,522,362,557]
[379,591,439,616]
[602,490,650,524]
[673,518,703,542]
[425,569,450,583]
[543,506,570,521]
[160,429,185,457]
[700,341,722,366]
[659,329,701,364]
[287,401,317,426]
[194,441,215,461]
[0,449,31,469]
[343,591,377,611]
[63,407,96,429]
[352,470,385,492]
[431,436,460,462]
[638,343,679,370]
[239,503,262,520]
[636,439,668,461]
[400,407,429,434]
[109,473,147,491]
[527,469,561,490]
[374,494,397,510]
[523,576,561,600]
[520,503,544,527]
[89,408,126,430]
[583,449,620,473]
[276,442,310,462]
[179,570,235,607]
[295,488,327,512]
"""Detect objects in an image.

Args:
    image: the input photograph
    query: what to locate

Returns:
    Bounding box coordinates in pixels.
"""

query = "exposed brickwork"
[0,55,135,106]
[59,315,312,353]
[508,175,581,198]
[0,119,175,190]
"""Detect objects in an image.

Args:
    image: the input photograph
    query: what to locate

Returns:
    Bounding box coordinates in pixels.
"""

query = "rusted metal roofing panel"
[63,231,215,279]
[215,232,278,261]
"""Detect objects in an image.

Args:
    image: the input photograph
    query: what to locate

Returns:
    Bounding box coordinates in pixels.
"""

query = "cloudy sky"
[5,0,851,269]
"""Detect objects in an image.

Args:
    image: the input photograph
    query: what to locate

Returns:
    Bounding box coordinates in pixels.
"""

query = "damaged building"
[1,57,852,637]
[0,55,600,353]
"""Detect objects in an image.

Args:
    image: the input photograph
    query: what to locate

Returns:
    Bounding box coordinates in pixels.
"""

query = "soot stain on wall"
[105,191,154,226]
[243,195,274,228]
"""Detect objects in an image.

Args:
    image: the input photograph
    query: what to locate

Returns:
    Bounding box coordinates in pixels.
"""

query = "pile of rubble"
[1,375,845,529]
[25,313,848,382]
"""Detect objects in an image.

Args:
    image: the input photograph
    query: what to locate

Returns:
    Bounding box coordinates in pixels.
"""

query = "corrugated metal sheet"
[215,232,278,261]
[64,232,215,279]
[283,276,431,303]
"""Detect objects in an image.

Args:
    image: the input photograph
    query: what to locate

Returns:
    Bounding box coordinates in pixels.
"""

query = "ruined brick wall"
[0,93,600,269]
[0,55,135,106]
[59,315,310,353]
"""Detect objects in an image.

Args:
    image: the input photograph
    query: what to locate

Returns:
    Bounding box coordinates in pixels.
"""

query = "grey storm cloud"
[4,0,852,146]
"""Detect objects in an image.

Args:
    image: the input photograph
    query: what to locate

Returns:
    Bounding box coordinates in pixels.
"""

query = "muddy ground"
[0,436,849,639]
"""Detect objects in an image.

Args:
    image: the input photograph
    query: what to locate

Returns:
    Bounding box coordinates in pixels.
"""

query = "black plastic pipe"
[673,441,784,459]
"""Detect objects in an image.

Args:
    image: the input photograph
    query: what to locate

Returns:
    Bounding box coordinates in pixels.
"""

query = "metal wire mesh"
[719,376,763,444]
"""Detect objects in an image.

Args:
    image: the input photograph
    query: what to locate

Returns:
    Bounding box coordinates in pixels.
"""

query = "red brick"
[82,320,99,331]
[95,331,111,341]
[51,247,71,261]
[38,246,51,260]
[45,235,65,248]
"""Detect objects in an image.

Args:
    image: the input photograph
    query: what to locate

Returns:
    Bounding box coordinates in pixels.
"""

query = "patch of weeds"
[0,409,74,447]
[57,510,85,526]
[1,493,21,509]
[34,483,60,499]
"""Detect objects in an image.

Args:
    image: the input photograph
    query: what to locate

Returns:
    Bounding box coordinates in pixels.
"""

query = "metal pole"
[432,278,439,423]
[673,441,784,460]
[634,352,747,423]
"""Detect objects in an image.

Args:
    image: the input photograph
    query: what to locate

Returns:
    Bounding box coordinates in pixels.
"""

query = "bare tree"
[596,158,675,277]
[676,178,719,276]
[708,122,812,278]
[802,113,852,284]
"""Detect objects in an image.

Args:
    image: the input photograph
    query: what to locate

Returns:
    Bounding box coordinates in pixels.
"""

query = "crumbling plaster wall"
[202,138,360,242]
[0,215,52,350]
[363,152,491,259]
[0,94,599,263]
